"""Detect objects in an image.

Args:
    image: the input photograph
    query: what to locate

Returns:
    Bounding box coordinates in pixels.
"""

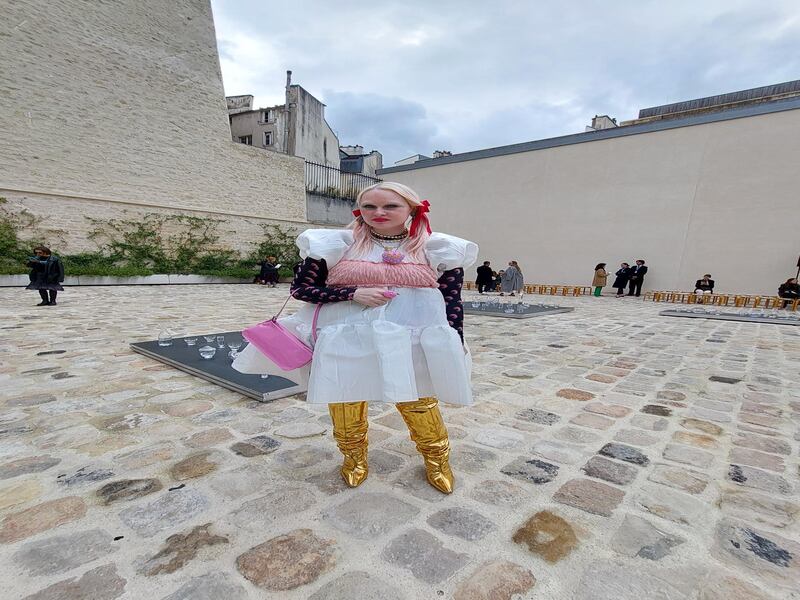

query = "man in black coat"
[627,259,648,297]
[694,274,714,294]
[476,261,494,294]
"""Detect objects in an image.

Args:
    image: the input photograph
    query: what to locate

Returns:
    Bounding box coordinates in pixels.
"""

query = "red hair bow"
[409,200,431,236]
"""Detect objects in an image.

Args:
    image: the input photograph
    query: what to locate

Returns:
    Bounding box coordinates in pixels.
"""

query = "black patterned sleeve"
[290,257,357,304]
[438,267,464,342]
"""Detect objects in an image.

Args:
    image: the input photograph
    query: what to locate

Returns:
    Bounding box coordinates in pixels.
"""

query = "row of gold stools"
[463,282,593,296]
[644,291,798,310]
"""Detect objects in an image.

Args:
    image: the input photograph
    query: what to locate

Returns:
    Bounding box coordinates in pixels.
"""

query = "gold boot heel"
[396,397,454,494]
[329,401,369,487]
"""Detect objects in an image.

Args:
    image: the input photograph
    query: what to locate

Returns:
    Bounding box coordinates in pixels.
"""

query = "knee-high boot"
[396,397,454,494]
[328,401,369,487]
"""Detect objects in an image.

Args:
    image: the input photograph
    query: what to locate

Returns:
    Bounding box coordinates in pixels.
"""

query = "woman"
[778,278,800,308]
[592,263,607,297]
[25,246,64,306]
[234,182,477,494]
[256,256,280,287]
[500,261,523,296]
[493,270,503,292]
[612,263,630,298]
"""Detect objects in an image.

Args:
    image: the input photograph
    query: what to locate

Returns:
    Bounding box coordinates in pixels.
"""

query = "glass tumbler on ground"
[199,346,216,360]
[158,329,174,347]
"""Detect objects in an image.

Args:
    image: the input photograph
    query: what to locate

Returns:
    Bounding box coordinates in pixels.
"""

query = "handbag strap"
[272,294,323,343]
[271,295,294,320]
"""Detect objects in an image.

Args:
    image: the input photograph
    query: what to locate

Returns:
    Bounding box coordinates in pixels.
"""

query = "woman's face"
[359,189,412,235]
[34,249,46,258]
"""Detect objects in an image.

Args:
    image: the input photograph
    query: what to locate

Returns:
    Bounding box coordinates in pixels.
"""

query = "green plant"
[249,224,301,277]
[0,198,51,273]
[0,203,304,280]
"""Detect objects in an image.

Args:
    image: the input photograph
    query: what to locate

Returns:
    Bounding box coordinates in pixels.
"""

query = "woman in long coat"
[25,245,64,306]
[500,261,523,296]
[592,263,607,297]
[612,263,630,298]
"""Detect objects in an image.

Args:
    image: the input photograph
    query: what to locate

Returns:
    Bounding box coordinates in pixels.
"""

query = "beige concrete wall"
[0,0,307,252]
[382,109,800,295]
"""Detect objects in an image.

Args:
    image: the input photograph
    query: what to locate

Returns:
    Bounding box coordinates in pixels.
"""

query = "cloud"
[322,91,442,163]
[210,0,800,164]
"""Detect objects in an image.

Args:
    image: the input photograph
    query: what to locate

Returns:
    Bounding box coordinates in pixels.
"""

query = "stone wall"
[0,0,308,253]
[0,191,306,256]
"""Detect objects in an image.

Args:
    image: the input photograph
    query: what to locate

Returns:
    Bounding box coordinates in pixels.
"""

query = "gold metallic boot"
[396,397,454,494]
[328,401,369,487]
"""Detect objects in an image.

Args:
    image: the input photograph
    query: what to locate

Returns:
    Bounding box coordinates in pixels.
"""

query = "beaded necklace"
[370,229,408,264]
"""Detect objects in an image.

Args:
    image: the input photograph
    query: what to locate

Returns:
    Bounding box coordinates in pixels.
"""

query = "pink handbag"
[242,297,322,371]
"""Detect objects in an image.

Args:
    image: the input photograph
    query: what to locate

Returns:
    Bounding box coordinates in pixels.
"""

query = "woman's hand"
[353,288,393,307]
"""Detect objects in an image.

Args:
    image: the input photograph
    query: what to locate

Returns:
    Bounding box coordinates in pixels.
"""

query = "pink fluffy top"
[327,259,439,288]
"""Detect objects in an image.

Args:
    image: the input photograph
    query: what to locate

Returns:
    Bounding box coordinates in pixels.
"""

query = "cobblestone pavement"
[1,285,798,599]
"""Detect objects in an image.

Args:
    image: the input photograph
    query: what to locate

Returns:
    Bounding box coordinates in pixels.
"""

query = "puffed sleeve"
[296,229,354,269]
[426,232,479,273]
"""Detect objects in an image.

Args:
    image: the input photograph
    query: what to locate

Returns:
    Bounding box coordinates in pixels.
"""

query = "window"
[263,109,273,122]
[238,135,252,145]
[264,131,273,146]
[323,139,327,159]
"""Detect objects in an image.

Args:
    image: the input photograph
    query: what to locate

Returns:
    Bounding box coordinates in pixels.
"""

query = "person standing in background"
[476,261,493,294]
[25,246,64,306]
[613,263,630,298]
[627,259,648,297]
[500,261,523,296]
[592,263,607,297]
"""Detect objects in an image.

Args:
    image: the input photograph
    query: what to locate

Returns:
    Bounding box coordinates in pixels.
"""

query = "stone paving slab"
[0,285,798,599]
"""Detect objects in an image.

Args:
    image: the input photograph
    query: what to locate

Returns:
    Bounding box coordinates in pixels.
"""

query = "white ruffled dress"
[232,229,479,406]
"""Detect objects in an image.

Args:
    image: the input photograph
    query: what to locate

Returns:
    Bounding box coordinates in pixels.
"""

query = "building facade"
[379,86,800,295]
[0,0,309,254]
[227,76,340,168]
[340,145,384,178]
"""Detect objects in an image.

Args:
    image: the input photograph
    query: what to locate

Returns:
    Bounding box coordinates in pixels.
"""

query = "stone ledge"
[0,274,255,286]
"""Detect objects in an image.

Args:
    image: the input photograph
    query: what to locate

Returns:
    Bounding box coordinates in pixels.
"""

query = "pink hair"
[348,182,431,261]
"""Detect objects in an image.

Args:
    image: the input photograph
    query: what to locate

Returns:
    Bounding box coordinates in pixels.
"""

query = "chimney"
[589,115,618,130]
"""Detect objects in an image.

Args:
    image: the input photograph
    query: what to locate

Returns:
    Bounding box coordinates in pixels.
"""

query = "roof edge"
[377,95,800,175]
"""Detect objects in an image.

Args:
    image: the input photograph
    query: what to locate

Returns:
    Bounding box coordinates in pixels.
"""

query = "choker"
[370,229,408,242]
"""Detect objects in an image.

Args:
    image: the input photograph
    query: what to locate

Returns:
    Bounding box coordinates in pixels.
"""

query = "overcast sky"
[211,0,799,165]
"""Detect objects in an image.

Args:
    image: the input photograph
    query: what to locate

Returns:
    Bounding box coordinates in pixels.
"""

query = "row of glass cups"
[158,330,245,360]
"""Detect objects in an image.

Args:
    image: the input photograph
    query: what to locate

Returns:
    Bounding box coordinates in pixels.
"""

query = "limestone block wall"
[0,191,306,256]
[0,0,308,253]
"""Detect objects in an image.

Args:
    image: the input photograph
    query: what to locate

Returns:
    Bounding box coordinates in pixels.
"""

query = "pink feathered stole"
[327,259,439,288]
